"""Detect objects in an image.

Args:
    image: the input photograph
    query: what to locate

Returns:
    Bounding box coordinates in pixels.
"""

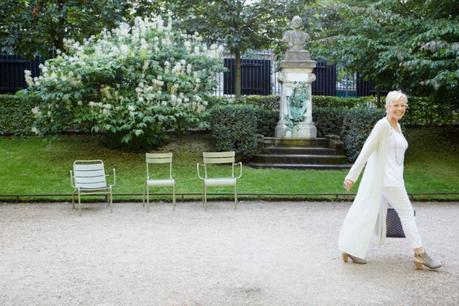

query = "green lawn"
[0,127,458,201]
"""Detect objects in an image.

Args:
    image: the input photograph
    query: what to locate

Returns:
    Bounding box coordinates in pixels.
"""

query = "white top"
[383,129,408,187]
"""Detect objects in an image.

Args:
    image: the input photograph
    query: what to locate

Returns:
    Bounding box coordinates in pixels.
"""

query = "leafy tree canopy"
[148,0,313,98]
[310,0,459,102]
[0,0,158,59]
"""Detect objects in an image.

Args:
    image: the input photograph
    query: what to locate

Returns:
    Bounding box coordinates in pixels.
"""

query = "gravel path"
[1,201,458,305]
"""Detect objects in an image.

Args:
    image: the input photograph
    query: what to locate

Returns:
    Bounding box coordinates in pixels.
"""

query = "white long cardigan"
[338,117,394,259]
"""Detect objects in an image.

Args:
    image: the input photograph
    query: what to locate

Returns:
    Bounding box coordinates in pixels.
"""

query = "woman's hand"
[343,179,354,191]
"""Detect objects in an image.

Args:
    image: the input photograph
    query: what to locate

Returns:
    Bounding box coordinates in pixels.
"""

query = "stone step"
[262,137,329,147]
[263,146,335,155]
[253,154,349,164]
[247,162,352,170]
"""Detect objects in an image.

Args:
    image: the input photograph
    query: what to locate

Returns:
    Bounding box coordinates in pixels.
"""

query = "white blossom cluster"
[26,15,225,142]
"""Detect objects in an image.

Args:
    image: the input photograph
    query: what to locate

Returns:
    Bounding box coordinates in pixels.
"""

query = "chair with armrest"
[197,151,242,210]
[70,160,115,215]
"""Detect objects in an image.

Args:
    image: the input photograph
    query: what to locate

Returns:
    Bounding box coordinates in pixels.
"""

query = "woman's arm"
[345,120,386,184]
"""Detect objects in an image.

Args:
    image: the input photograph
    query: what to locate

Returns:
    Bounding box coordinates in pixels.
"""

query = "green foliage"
[313,107,347,137]
[201,95,278,137]
[209,104,258,158]
[311,0,459,105]
[0,94,40,135]
[152,0,313,97]
[252,108,278,137]
[204,95,234,109]
[312,96,376,138]
[159,0,307,55]
[313,95,457,131]
[312,95,374,109]
[0,0,132,59]
[241,95,280,111]
[403,96,457,126]
[341,108,385,162]
[25,16,225,150]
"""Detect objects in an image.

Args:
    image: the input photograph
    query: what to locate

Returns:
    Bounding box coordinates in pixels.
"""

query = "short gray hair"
[385,90,408,106]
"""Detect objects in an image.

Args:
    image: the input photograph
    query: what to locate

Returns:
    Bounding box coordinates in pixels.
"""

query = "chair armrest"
[105,169,116,186]
[235,162,243,179]
[196,163,205,180]
[69,170,75,188]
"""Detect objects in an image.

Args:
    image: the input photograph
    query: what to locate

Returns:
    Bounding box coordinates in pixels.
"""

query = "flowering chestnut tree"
[26,15,225,149]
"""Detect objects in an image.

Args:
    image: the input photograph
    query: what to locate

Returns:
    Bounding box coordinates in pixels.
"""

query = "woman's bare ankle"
[414,247,425,255]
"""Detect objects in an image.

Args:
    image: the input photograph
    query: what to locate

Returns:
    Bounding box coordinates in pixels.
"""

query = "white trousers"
[383,187,423,249]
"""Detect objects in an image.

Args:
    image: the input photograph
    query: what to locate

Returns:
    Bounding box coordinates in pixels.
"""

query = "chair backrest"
[203,151,235,164]
[146,152,173,179]
[202,151,236,178]
[73,160,107,189]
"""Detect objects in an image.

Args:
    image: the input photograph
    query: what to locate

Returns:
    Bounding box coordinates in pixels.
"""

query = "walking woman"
[338,90,441,270]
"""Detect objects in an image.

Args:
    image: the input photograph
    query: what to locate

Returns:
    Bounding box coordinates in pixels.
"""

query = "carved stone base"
[275,121,317,138]
[275,121,288,138]
[292,121,317,138]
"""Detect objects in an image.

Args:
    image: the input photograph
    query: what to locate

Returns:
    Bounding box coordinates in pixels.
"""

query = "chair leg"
[109,190,113,213]
[72,192,75,209]
[203,185,207,211]
[234,184,237,210]
[143,182,146,207]
[78,192,81,216]
[172,184,176,211]
[202,184,205,207]
[146,185,150,213]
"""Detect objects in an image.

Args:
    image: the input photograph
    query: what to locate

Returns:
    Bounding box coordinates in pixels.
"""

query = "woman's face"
[386,97,407,122]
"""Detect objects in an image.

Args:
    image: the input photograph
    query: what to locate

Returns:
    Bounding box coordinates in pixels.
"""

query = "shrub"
[341,108,385,162]
[0,94,40,135]
[241,95,280,110]
[313,107,347,137]
[200,95,278,134]
[205,95,234,109]
[313,96,374,109]
[209,104,258,158]
[24,15,225,150]
[254,108,278,137]
[403,96,457,126]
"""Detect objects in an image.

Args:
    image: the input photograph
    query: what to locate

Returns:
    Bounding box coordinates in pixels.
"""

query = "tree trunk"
[235,50,241,99]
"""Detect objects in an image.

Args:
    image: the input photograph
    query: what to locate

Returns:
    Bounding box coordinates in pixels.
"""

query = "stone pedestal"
[275,60,317,138]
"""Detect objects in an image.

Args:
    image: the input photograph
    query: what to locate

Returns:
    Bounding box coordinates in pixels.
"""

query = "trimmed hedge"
[0,94,40,135]
[209,104,259,158]
[312,96,374,109]
[313,107,347,137]
[204,95,233,109]
[241,95,280,110]
[403,96,457,126]
[254,108,278,137]
[341,108,385,162]
[6,90,452,163]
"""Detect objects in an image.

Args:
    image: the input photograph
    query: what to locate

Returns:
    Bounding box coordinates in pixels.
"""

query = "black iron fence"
[311,58,336,96]
[0,55,41,94]
[221,54,374,97]
[223,58,272,95]
[0,53,376,97]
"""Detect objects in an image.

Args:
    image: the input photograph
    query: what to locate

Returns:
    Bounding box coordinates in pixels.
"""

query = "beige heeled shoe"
[342,252,367,264]
[414,252,442,270]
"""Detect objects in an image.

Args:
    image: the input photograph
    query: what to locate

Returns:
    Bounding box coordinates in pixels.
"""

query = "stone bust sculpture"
[283,16,309,51]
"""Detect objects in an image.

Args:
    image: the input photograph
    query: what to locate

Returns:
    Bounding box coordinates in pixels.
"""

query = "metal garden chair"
[70,160,116,215]
[143,152,176,212]
[196,151,242,210]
